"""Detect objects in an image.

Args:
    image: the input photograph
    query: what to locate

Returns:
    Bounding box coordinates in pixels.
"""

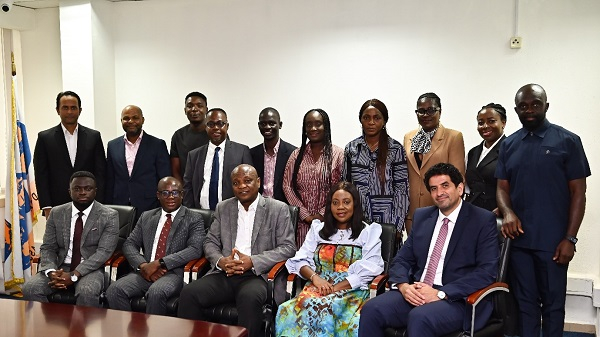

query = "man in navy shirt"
[496,83,591,337]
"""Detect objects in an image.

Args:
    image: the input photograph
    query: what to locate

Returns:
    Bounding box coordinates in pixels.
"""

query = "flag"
[1,56,40,295]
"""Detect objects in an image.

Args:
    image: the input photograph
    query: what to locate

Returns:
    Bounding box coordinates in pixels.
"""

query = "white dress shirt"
[150,207,181,260]
[66,202,93,264]
[419,200,463,286]
[234,197,259,256]
[476,136,503,166]
[200,141,226,209]
[61,123,78,167]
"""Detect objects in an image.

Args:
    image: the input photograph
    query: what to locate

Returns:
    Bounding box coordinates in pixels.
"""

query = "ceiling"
[14,0,144,10]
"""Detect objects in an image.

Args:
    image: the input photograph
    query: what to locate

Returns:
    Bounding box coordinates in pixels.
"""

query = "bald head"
[158,176,182,191]
[231,164,260,210]
[157,176,183,212]
[514,83,549,131]
[121,104,145,139]
[231,164,258,180]
[515,84,547,104]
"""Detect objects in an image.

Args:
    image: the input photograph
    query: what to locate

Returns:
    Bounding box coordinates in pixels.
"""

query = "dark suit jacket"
[34,124,106,208]
[105,132,171,214]
[183,139,253,208]
[39,201,119,277]
[465,136,506,211]
[203,195,296,280]
[250,139,296,204]
[390,202,498,327]
[122,206,205,277]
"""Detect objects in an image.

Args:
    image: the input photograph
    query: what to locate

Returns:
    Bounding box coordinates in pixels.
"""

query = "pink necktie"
[423,218,449,286]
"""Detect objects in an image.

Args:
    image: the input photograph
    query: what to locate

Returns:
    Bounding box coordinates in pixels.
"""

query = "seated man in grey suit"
[22,171,119,307]
[106,176,205,315]
[178,164,296,337]
[183,108,253,210]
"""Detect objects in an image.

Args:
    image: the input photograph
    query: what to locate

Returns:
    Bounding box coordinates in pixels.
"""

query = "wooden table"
[0,298,247,337]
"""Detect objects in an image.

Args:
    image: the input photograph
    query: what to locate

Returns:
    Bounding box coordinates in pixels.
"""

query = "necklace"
[367,141,379,151]
[338,228,349,240]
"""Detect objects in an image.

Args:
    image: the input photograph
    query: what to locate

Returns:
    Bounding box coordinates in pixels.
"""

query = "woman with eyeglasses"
[283,109,344,247]
[343,99,409,238]
[465,103,507,213]
[403,92,465,233]
[276,181,384,337]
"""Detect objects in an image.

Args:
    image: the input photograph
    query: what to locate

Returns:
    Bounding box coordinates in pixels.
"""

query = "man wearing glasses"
[106,176,205,315]
[183,108,253,210]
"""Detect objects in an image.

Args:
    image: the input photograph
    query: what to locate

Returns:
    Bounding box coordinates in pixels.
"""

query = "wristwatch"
[437,290,446,300]
[565,235,578,245]
[71,274,79,282]
[159,258,168,270]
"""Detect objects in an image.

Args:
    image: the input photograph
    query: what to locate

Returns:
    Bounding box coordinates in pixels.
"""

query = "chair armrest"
[191,258,210,281]
[109,255,127,282]
[369,274,390,298]
[267,261,287,281]
[32,254,40,274]
[183,259,201,284]
[467,282,510,336]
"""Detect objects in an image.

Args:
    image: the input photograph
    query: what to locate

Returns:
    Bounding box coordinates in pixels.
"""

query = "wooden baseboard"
[565,322,596,335]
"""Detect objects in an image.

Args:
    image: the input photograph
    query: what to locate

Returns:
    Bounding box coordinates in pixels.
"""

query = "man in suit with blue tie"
[359,163,498,337]
[34,91,106,218]
[250,107,296,204]
[106,176,205,315]
[178,164,296,337]
[183,108,253,210]
[23,171,119,307]
[106,105,171,214]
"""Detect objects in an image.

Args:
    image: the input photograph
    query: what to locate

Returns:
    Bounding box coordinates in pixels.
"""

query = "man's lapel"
[251,196,266,249]
[80,201,100,246]
[166,208,184,252]
[130,134,148,178]
[54,125,72,168]
[444,202,469,267]
[73,126,87,169]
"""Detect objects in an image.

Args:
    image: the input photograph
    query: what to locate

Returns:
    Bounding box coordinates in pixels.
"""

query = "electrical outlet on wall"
[510,36,522,49]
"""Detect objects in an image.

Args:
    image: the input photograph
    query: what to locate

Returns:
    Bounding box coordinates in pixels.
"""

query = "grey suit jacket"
[122,206,205,277]
[39,201,119,277]
[183,139,253,208]
[204,195,296,279]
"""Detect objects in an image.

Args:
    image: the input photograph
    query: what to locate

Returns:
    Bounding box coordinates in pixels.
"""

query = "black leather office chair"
[46,205,136,305]
[129,208,214,315]
[197,204,299,337]
[383,219,512,337]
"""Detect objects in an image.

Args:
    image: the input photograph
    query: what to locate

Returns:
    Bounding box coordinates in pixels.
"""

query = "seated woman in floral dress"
[276,181,384,337]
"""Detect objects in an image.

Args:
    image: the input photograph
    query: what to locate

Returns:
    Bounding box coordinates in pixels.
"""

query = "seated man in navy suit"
[359,163,498,337]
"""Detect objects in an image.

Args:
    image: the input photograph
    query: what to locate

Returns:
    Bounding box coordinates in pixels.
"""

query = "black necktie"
[71,212,84,271]
[209,147,221,210]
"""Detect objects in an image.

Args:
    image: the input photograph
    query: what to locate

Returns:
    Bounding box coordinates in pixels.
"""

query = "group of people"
[21,83,589,337]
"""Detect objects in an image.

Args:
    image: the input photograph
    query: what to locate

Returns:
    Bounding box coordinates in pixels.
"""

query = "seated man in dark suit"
[183,108,253,210]
[22,171,119,307]
[178,164,296,337]
[106,176,205,315]
[250,107,296,204]
[106,105,171,215]
[359,163,498,337]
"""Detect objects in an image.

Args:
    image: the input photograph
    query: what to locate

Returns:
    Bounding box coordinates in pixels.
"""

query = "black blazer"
[250,139,296,204]
[183,139,253,208]
[105,132,171,214]
[465,135,506,211]
[33,124,106,208]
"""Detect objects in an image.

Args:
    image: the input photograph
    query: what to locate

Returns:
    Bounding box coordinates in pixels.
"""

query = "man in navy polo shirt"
[496,83,591,337]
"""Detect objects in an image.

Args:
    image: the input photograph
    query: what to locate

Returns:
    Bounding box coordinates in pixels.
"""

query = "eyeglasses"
[70,186,95,193]
[206,121,228,129]
[158,190,183,198]
[415,107,440,116]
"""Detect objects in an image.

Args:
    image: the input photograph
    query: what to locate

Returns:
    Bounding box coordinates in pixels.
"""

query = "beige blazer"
[403,124,465,232]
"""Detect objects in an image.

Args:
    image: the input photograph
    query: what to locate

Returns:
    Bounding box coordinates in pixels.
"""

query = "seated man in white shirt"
[178,164,296,337]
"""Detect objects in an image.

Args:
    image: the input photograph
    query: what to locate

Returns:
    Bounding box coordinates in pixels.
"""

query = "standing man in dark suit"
[250,107,296,204]
[106,176,205,315]
[183,108,253,210]
[170,92,210,182]
[496,84,590,337]
[359,163,498,337]
[22,171,119,307]
[106,105,171,214]
[178,164,296,337]
[34,91,106,218]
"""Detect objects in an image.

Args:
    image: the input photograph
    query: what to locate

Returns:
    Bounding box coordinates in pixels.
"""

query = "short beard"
[72,200,93,211]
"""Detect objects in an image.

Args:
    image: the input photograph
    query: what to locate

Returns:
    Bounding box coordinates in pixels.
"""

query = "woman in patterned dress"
[283,109,344,247]
[343,99,409,239]
[276,181,384,337]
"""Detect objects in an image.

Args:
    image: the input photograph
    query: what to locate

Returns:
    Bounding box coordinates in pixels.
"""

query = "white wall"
[10,0,600,322]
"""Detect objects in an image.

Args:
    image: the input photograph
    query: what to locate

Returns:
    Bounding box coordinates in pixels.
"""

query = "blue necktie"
[209,147,221,210]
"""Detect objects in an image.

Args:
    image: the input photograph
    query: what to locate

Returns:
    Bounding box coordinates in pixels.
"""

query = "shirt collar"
[438,199,463,224]
[123,130,144,144]
[61,123,79,136]
[263,138,281,155]
[519,118,550,139]
[209,139,226,150]
[71,201,94,217]
[161,206,181,219]
[237,194,260,212]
